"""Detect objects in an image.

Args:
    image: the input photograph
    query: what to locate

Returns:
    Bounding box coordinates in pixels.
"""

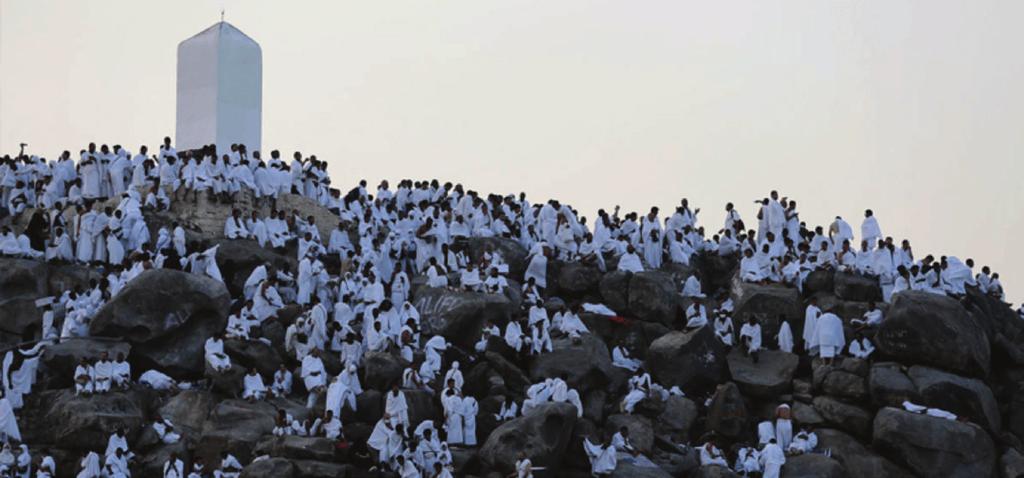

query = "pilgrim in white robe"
[814,313,846,359]
[460,396,478,446]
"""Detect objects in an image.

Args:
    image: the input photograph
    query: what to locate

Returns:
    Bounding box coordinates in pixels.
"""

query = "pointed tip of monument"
[179,20,259,49]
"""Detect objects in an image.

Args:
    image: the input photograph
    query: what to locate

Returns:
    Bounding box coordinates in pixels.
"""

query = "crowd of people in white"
[0,139,1016,478]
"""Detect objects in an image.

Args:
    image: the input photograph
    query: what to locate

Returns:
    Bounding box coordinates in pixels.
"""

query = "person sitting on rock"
[847,332,875,359]
[215,451,243,478]
[112,353,131,390]
[152,414,181,444]
[739,317,762,363]
[204,333,232,373]
[699,439,729,467]
[787,426,818,455]
[685,298,709,330]
[583,434,617,477]
[92,352,114,394]
[850,301,883,330]
[73,357,94,396]
[734,444,761,476]
[271,363,293,398]
[740,248,768,284]
[242,368,267,402]
[187,456,207,478]
[612,344,642,371]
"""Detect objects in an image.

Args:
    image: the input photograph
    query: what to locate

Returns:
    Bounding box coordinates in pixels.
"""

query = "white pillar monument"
[175,21,262,154]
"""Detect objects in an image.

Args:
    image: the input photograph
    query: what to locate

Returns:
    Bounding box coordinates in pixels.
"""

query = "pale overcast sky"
[2,0,1022,302]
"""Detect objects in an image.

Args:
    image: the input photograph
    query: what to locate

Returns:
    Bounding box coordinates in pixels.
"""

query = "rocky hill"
[2,192,1023,478]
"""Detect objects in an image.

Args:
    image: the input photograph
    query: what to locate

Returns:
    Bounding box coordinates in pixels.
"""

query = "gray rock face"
[199,399,280,464]
[38,338,130,389]
[224,338,284,377]
[813,361,868,401]
[907,365,1000,432]
[253,435,336,462]
[90,269,231,377]
[610,462,673,478]
[780,454,844,478]
[362,351,407,391]
[875,291,990,377]
[41,389,147,450]
[727,350,798,398]
[553,261,603,297]
[412,287,513,349]
[479,402,577,475]
[872,407,996,478]
[529,334,614,394]
[158,389,218,439]
[812,396,873,439]
[646,327,729,395]
[730,276,800,339]
[815,428,912,478]
[706,382,747,440]
[628,271,684,325]
[605,413,654,454]
[868,362,918,408]
[834,271,883,302]
[239,457,296,478]
[657,395,699,438]
[599,271,631,313]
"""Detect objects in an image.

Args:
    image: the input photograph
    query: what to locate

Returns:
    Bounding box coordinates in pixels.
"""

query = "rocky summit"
[0,167,1021,478]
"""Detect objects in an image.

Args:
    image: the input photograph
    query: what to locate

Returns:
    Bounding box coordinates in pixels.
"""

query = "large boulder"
[868,362,918,408]
[90,269,231,377]
[479,402,577,475]
[253,435,336,462]
[611,462,673,478]
[657,395,699,438]
[812,396,872,439]
[815,428,912,478]
[646,327,729,395]
[239,457,296,478]
[781,454,844,478]
[224,338,285,377]
[834,272,882,302]
[158,389,218,439]
[40,389,147,450]
[813,361,867,401]
[529,334,614,394]
[706,382,748,441]
[411,287,513,349]
[553,261,603,297]
[362,351,407,391]
[730,276,800,339]
[875,291,990,378]
[599,271,632,314]
[727,350,798,398]
[38,338,130,389]
[627,271,684,325]
[907,365,1000,432]
[198,399,280,464]
[605,414,654,454]
[873,407,996,477]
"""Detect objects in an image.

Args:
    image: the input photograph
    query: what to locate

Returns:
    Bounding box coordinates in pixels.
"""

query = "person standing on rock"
[739,317,762,363]
[802,298,821,356]
[759,438,786,478]
[814,311,846,366]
